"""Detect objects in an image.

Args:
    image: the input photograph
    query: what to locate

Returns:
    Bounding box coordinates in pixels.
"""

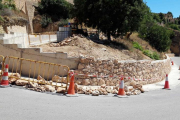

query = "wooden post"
[39,34,42,43]
[28,34,30,45]
[49,32,51,42]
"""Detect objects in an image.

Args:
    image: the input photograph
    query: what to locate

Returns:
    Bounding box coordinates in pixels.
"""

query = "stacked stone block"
[75,56,171,86]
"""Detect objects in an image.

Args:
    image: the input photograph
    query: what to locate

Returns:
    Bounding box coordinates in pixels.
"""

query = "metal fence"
[0,55,5,77]
[0,55,70,90]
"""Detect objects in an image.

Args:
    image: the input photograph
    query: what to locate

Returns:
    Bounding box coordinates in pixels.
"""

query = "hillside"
[31,33,164,61]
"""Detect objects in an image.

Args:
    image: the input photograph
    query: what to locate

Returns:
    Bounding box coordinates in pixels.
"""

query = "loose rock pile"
[49,34,84,47]
[7,73,145,96]
[75,82,145,96]
[8,73,66,93]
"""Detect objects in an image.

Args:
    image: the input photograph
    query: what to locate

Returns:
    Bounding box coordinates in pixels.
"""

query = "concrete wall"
[0,33,29,48]
[0,33,79,78]
[7,26,27,34]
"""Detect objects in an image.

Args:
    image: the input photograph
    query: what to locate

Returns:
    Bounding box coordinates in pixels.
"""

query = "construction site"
[0,0,175,97]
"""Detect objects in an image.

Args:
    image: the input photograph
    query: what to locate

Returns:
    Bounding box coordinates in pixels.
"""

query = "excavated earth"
[20,35,152,96]
[31,34,151,60]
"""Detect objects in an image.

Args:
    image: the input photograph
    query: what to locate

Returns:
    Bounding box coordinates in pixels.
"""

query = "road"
[0,57,180,120]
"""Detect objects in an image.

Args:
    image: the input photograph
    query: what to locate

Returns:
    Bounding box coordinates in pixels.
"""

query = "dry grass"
[112,32,166,60]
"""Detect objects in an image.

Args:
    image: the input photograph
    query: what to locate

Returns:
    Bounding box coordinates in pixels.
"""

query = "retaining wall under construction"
[0,32,171,86]
[74,56,171,86]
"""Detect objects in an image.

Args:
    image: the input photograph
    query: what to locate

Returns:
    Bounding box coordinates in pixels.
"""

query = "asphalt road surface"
[0,57,180,120]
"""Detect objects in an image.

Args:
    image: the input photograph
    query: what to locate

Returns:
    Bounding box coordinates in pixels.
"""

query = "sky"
[144,0,180,18]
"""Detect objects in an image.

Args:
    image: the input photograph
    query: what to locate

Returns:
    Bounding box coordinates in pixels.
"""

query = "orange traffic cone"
[163,74,171,90]
[117,76,127,98]
[67,72,78,97]
[171,61,174,65]
[0,64,9,87]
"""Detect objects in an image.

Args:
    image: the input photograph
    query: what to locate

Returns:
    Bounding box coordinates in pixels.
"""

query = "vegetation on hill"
[73,0,147,41]
[138,5,175,52]
[0,0,28,33]
[35,0,73,28]
[0,0,178,58]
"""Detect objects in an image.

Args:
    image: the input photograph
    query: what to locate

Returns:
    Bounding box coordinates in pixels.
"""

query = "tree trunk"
[2,26,8,34]
[107,31,111,41]
[126,32,132,40]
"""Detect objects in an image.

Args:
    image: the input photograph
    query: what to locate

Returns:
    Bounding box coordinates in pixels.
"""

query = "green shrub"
[41,15,52,28]
[58,19,69,27]
[133,42,143,51]
[142,50,160,60]
[152,52,160,60]
[143,50,154,59]
[168,24,180,31]
[3,0,16,10]
[139,24,173,52]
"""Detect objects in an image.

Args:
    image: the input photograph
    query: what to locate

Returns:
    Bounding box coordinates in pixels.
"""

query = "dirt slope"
[32,34,152,61]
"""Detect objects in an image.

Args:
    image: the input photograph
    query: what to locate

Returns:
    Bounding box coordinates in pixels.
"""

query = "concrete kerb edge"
[66,94,79,97]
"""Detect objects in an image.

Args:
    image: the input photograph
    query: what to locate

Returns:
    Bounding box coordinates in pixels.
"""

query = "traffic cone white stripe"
[120,80,124,88]
[4,68,8,72]
[166,76,168,81]
[0,64,9,87]
[2,76,8,80]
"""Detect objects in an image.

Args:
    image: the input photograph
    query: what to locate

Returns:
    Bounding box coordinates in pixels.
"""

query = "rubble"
[8,73,20,84]
[15,80,28,86]
[7,72,147,96]
[56,87,66,93]
[44,85,56,92]
[92,90,100,96]
[72,83,145,96]
[49,34,85,47]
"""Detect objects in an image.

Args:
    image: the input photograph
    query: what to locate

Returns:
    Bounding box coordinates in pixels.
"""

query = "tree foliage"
[73,0,147,40]
[167,11,173,18]
[139,23,174,52]
[3,0,16,10]
[35,0,73,22]
[139,7,175,52]
[152,13,161,23]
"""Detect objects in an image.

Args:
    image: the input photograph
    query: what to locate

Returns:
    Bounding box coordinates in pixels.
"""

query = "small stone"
[44,85,55,92]
[56,87,66,93]
[106,87,112,93]
[103,91,108,95]
[101,84,106,88]
[102,48,107,51]
[98,78,105,86]
[124,85,129,92]
[92,90,100,96]
[130,81,136,86]
[139,88,145,93]
[82,79,90,86]
[78,63,85,70]
[15,80,28,86]
[111,89,118,94]
[133,84,142,89]
[52,75,61,82]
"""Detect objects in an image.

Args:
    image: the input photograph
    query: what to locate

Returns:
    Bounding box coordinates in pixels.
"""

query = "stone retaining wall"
[74,56,171,86]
